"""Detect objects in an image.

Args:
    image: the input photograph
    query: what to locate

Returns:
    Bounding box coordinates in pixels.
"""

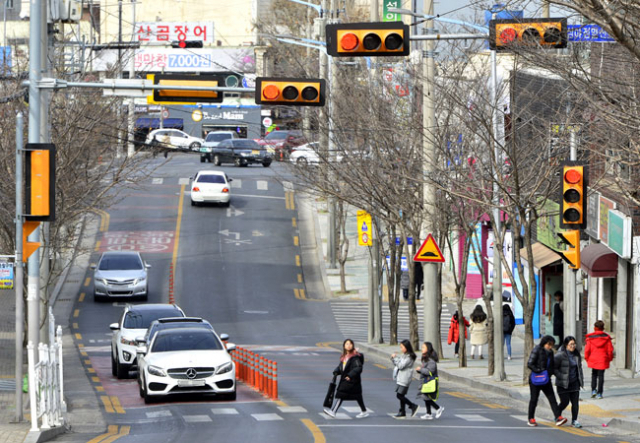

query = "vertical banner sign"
[357,210,372,246]
[0,262,13,289]
[383,0,401,22]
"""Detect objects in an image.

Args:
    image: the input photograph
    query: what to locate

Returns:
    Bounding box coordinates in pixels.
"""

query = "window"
[206,133,232,142]
[99,254,143,270]
[605,147,632,181]
[232,140,260,149]
[152,331,223,352]
[266,131,287,140]
[124,308,183,329]
[197,174,225,184]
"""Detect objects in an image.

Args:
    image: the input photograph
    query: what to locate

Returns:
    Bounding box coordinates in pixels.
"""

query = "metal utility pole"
[15,112,24,423]
[565,123,578,340]
[127,0,136,157]
[326,0,337,269]
[421,0,439,346]
[116,0,124,158]
[542,1,550,18]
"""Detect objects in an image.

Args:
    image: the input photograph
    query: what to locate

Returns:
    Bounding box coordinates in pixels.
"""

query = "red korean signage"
[136,22,214,44]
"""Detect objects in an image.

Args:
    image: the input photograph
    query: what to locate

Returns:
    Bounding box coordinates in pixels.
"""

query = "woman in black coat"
[324,339,369,418]
[503,304,516,360]
[555,336,584,428]
[527,335,566,427]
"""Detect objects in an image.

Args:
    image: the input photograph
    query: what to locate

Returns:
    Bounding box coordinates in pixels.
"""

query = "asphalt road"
[55,154,630,443]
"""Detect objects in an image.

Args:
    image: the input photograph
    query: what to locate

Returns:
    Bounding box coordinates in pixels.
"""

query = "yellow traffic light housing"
[149,74,224,104]
[560,161,587,229]
[25,143,55,222]
[326,22,410,57]
[255,78,326,106]
[489,18,567,51]
[557,230,580,270]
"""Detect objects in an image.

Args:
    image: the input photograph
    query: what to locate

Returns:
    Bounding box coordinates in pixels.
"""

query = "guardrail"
[27,308,66,431]
[231,346,278,400]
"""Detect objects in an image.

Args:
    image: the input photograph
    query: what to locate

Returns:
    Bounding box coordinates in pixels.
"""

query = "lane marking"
[317,424,554,429]
[300,289,306,299]
[94,240,101,252]
[230,179,242,188]
[252,413,283,421]
[84,277,91,287]
[297,274,303,283]
[446,391,508,410]
[146,410,172,418]
[292,217,297,227]
[79,293,85,302]
[73,309,79,318]
[87,424,118,443]
[296,255,301,267]
[274,400,288,407]
[302,419,326,443]
[96,386,104,392]
[100,395,115,413]
[257,180,268,190]
[110,396,125,414]
[294,236,299,246]
[101,425,130,443]
[279,406,307,413]
[80,351,88,357]
[178,177,190,185]
[539,420,601,438]
[294,289,301,300]
[233,193,285,200]
[88,368,96,373]
[373,363,387,370]
[84,359,91,365]
[72,323,78,329]
[183,415,211,423]
[455,414,493,422]
[211,408,239,415]
[152,178,163,184]
[75,333,82,340]
[91,376,100,383]
[171,184,185,303]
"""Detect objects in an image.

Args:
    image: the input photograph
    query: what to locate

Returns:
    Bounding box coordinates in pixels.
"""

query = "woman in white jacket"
[391,339,419,418]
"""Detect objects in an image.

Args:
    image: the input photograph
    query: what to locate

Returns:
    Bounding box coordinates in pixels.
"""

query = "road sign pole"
[15,112,24,422]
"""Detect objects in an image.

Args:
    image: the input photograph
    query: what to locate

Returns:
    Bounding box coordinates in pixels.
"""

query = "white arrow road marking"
[152,178,164,184]
[226,206,245,217]
[218,229,240,240]
[224,238,252,245]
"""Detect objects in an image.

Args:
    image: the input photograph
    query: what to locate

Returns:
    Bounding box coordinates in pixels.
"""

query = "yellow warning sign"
[357,210,372,247]
[413,233,445,263]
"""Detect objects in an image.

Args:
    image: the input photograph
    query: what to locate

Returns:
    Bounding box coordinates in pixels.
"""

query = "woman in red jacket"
[584,320,614,399]
[447,311,469,358]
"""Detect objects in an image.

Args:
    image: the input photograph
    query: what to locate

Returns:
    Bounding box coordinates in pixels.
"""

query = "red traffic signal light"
[326,22,410,57]
[489,18,567,51]
[559,161,587,229]
[255,77,326,106]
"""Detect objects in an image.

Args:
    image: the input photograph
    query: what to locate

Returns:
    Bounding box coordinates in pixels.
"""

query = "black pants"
[454,342,460,355]
[558,390,580,422]
[415,284,421,300]
[591,369,605,394]
[397,392,416,412]
[528,382,560,420]
[332,396,366,413]
[424,398,440,414]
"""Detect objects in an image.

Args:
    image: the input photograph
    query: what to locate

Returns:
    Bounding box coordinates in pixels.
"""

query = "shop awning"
[581,243,618,278]
[520,242,562,269]
[134,118,184,129]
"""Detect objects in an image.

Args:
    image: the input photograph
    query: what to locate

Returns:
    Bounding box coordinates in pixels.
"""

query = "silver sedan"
[92,251,150,301]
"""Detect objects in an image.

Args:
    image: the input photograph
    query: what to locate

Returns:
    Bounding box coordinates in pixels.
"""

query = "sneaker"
[572,421,582,428]
[556,416,568,426]
[409,404,419,418]
[528,419,538,427]
[507,356,511,360]
[323,408,336,418]
[472,355,475,359]
[454,354,459,358]
[591,390,597,398]
[596,394,603,399]
[480,355,484,360]
[393,411,406,419]
[356,411,369,419]
[421,413,434,420]
[435,406,445,419]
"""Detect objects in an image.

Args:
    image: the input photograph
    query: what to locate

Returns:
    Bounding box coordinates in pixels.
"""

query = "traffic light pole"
[127,0,137,157]
[15,112,24,422]
[564,127,578,341]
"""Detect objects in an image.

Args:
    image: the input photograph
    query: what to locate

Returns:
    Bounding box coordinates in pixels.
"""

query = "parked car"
[200,131,238,163]
[146,129,204,152]
[211,139,273,167]
[290,142,320,166]
[256,130,306,160]
[190,170,231,207]
[110,303,185,379]
[92,251,150,302]
[137,328,236,403]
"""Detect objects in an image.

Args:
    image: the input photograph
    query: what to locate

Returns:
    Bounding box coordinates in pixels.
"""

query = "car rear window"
[148,322,212,342]
[232,140,260,149]
[206,133,232,142]
[266,132,287,140]
[99,254,143,271]
[124,309,184,329]
[152,330,223,352]
[197,174,225,184]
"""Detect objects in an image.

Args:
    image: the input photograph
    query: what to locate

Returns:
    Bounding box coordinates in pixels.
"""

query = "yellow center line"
[100,396,115,414]
[73,309,79,318]
[301,419,326,443]
[101,425,130,443]
[84,359,91,365]
[293,236,299,246]
[94,240,101,252]
[84,277,91,287]
[87,424,118,443]
[299,289,306,299]
[274,400,288,407]
[294,289,301,300]
[110,396,125,414]
[539,420,601,438]
[88,368,96,373]
[292,217,297,227]
[79,293,85,302]
[96,386,104,392]
[75,333,82,340]
[72,323,78,329]
[295,255,301,267]
[373,363,388,370]
[91,376,100,383]
[290,192,296,210]
[297,274,303,283]
[170,184,185,303]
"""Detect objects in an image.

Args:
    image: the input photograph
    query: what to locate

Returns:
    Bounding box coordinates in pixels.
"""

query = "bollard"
[238,348,245,381]
[247,351,253,387]
[267,360,273,398]
[273,361,278,400]
[259,356,265,393]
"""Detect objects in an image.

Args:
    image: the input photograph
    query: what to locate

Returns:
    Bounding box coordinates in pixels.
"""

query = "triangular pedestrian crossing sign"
[413,233,445,263]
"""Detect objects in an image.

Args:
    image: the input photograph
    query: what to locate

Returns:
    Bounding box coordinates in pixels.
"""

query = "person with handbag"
[415,341,443,420]
[324,339,369,418]
[391,340,419,418]
[554,336,584,428]
[527,335,567,427]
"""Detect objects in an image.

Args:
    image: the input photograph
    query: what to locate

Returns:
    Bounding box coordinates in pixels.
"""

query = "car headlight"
[216,361,233,375]
[120,337,137,346]
[148,365,167,377]
[133,277,146,285]
[97,278,108,285]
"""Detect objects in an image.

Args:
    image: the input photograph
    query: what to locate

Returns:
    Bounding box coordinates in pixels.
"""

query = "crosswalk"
[150,177,286,192]
[144,406,311,423]
[330,301,453,344]
[0,379,16,391]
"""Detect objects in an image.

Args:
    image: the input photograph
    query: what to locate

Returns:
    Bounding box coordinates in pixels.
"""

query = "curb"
[24,424,67,443]
[297,194,332,300]
[606,418,640,434]
[49,215,88,307]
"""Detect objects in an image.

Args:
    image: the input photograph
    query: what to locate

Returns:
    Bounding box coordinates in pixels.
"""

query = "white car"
[190,170,231,207]
[290,142,320,166]
[146,129,204,152]
[110,304,185,379]
[137,328,236,403]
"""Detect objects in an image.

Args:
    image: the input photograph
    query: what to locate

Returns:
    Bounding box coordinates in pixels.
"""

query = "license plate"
[177,379,205,387]
[252,150,259,154]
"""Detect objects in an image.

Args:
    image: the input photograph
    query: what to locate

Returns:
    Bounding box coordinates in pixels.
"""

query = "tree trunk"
[336,201,349,293]
[456,298,467,367]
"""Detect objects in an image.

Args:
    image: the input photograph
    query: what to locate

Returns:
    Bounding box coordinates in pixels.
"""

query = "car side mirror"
[90,264,97,270]
[226,343,236,353]
[228,178,233,182]
[135,337,146,345]
[109,323,120,331]
[219,333,229,341]
[145,263,151,269]
[136,345,148,355]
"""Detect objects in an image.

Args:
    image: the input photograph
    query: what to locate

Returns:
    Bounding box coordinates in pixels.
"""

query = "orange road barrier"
[273,361,278,400]
[232,348,278,399]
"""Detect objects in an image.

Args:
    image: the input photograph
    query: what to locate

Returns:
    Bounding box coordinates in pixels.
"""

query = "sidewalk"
[303,194,640,435]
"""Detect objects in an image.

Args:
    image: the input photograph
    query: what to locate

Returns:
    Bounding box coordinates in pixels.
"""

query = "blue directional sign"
[0,46,11,73]
[568,25,614,43]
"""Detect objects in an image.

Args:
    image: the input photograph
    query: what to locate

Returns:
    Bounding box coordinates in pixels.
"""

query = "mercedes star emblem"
[185,368,197,379]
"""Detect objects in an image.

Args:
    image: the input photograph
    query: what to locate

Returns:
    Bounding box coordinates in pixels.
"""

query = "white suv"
[146,129,204,151]
[110,304,185,379]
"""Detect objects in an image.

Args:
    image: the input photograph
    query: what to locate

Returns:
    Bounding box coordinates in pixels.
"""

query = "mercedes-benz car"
[137,328,236,403]
[92,251,150,301]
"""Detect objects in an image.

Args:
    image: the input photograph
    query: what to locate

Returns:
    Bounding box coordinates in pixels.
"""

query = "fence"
[27,308,66,431]
[231,347,278,400]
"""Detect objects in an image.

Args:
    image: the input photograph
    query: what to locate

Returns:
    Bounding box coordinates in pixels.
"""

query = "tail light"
[192,187,200,192]
[222,188,229,193]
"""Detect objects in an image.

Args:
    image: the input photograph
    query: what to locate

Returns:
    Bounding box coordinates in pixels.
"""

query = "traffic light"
[326,21,410,57]
[149,74,224,104]
[22,221,41,262]
[255,77,326,106]
[25,143,55,222]
[557,230,580,270]
[489,18,568,51]
[560,161,587,229]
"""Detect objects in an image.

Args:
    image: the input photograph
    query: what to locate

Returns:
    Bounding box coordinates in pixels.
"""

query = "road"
[55,154,627,443]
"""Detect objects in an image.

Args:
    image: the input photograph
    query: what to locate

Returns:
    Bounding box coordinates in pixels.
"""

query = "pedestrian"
[390,340,419,418]
[503,304,516,360]
[447,311,469,358]
[584,320,614,399]
[414,264,423,301]
[554,336,584,428]
[415,342,444,420]
[469,305,488,359]
[400,270,410,301]
[526,335,567,427]
[324,339,369,418]
[553,291,564,346]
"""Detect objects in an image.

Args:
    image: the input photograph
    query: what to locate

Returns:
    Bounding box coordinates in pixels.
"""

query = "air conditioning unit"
[50,0,82,23]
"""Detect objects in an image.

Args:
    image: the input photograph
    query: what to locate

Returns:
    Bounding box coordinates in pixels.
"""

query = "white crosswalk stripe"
[342,407,374,414]
[330,301,452,343]
[211,408,240,415]
[278,406,307,413]
[455,414,494,422]
[257,180,268,190]
[178,177,190,185]
[146,410,172,419]
[183,415,212,423]
[320,412,352,420]
[251,413,283,421]
[152,178,164,184]
[510,415,529,422]
[230,179,242,188]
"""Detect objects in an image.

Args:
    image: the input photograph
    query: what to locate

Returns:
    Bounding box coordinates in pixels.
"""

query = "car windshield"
[151,330,223,352]
[124,309,183,329]
[148,323,212,342]
[197,174,225,184]
[99,254,142,271]
[206,133,232,142]
[232,140,260,149]
[266,132,287,140]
